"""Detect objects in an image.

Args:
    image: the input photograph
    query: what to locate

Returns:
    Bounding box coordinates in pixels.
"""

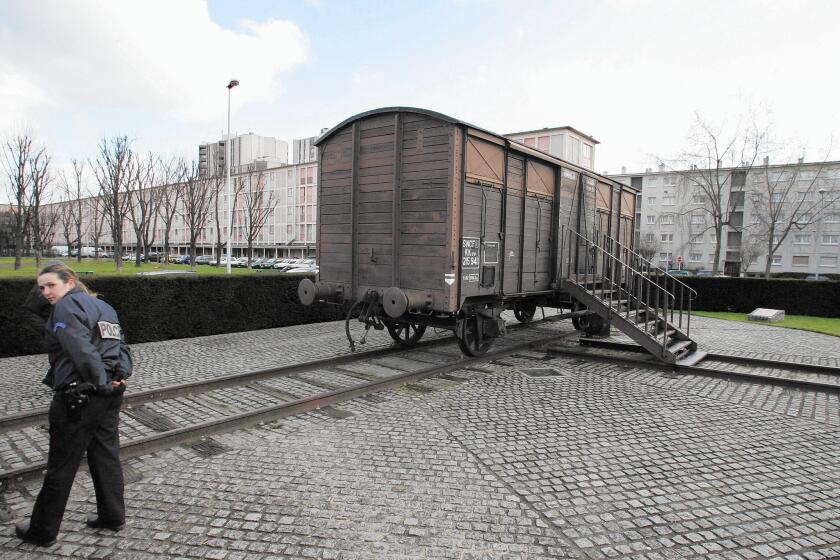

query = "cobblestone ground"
[1,314,839,558]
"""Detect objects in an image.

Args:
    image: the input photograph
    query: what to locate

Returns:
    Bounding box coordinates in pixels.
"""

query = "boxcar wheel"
[456,315,493,357]
[513,301,537,323]
[384,321,426,347]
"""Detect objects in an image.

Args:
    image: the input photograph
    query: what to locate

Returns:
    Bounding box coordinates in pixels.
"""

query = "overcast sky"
[2,0,839,195]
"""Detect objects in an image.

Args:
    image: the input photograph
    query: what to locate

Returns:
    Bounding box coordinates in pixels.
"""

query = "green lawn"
[0,257,289,278]
[693,311,840,337]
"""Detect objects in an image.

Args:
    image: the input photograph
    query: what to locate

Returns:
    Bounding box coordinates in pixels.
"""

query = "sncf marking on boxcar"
[462,273,479,283]
[462,237,480,269]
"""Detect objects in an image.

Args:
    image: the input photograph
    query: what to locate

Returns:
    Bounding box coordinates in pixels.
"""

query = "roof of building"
[504,126,600,145]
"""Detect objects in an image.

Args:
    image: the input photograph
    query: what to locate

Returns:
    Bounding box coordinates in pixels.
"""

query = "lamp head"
[227,79,240,89]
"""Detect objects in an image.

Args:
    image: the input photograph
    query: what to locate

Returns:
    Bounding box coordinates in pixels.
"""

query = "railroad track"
[0,319,576,487]
[544,338,840,394]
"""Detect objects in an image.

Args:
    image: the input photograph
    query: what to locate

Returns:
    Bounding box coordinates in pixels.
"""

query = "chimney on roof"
[798,157,804,164]
[645,168,652,173]
[658,163,665,172]
[763,156,769,166]
[621,166,627,174]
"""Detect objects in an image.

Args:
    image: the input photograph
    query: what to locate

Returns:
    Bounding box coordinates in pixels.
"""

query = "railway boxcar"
[299,107,654,357]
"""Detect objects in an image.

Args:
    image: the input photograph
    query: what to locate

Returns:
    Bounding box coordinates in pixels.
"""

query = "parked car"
[194,255,214,265]
[666,269,690,277]
[256,258,278,269]
[176,254,192,265]
[145,252,164,262]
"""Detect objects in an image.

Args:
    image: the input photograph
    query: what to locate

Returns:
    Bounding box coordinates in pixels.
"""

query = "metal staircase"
[559,226,707,366]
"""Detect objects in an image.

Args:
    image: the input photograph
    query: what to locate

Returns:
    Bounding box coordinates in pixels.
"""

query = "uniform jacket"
[43,287,131,391]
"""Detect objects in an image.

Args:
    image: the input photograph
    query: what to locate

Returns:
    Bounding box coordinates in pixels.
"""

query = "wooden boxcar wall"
[316,112,458,310]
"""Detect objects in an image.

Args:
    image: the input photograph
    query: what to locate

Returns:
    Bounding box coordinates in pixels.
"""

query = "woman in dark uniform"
[15,264,130,547]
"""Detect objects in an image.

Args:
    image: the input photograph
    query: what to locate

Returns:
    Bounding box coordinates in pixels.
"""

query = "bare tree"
[241,171,275,267]
[58,159,89,263]
[212,173,244,265]
[27,144,53,269]
[89,196,108,260]
[658,112,765,273]
[738,234,766,273]
[34,204,60,266]
[93,136,134,270]
[158,157,183,264]
[180,161,214,268]
[126,152,162,265]
[747,157,837,277]
[2,133,36,269]
[635,234,662,261]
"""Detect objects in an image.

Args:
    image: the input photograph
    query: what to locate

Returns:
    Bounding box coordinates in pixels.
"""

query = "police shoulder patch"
[53,321,67,332]
[98,321,121,340]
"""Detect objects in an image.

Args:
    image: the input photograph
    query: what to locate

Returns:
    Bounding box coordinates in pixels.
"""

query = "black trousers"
[28,392,125,540]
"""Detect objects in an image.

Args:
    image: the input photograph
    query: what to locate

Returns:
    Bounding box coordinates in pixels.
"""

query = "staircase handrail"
[562,226,675,303]
[593,228,698,300]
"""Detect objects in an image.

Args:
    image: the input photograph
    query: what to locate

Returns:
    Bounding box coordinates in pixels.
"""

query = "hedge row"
[1,275,836,358]
[0,275,344,358]
[673,277,840,318]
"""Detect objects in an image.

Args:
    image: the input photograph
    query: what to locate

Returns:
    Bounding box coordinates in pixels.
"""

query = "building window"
[660,214,675,225]
[819,256,838,268]
[688,253,702,262]
[659,252,673,263]
[822,234,839,245]
[661,234,673,243]
[690,234,703,244]
[792,255,809,267]
[771,193,784,203]
[582,143,592,162]
[647,215,656,225]
[692,194,706,204]
[796,191,813,202]
[645,233,655,242]
[537,136,550,152]
[690,214,705,225]
[523,137,536,147]
[647,197,656,205]
[663,175,676,187]
[772,254,782,266]
[824,213,840,223]
[793,234,812,244]
[662,195,675,206]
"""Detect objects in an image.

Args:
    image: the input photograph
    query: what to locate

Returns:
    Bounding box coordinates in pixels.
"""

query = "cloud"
[0,0,309,125]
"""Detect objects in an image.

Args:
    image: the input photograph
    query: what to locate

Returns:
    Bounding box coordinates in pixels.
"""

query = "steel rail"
[543,345,840,394]
[0,314,578,434]
[0,335,458,434]
[0,331,574,487]
[577,337,840,376]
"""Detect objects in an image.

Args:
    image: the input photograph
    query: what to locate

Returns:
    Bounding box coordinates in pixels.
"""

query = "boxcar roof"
[315,107,637,192]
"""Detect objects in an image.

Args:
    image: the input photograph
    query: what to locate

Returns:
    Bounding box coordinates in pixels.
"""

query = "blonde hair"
[38,263,96,297]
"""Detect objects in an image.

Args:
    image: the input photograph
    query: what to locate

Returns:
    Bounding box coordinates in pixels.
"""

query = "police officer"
[16,264,131,547]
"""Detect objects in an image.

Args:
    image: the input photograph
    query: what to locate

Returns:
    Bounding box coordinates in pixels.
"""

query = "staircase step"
[675,350,708,367]
[667,339,694,355]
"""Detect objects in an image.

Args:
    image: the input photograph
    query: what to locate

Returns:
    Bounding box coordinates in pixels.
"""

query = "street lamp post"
[226,79,240,274]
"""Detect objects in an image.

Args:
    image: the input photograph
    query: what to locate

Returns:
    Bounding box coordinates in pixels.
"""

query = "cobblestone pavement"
[1,314,839,558]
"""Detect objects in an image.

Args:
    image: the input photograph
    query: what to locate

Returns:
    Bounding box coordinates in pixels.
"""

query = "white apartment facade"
[609,161,840,276]
[198,133,289,178]
[505,126,598,170]
[45,157,318,260]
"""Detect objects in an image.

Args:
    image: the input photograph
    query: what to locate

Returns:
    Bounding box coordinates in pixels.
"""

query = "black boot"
[85,515,125,531]
[15,521,57,547]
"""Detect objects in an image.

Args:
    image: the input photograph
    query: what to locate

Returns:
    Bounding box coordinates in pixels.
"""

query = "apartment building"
[42,141,318,260]
[609,161,840,276]
[505,126,598,170]
[198,133,289,178]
